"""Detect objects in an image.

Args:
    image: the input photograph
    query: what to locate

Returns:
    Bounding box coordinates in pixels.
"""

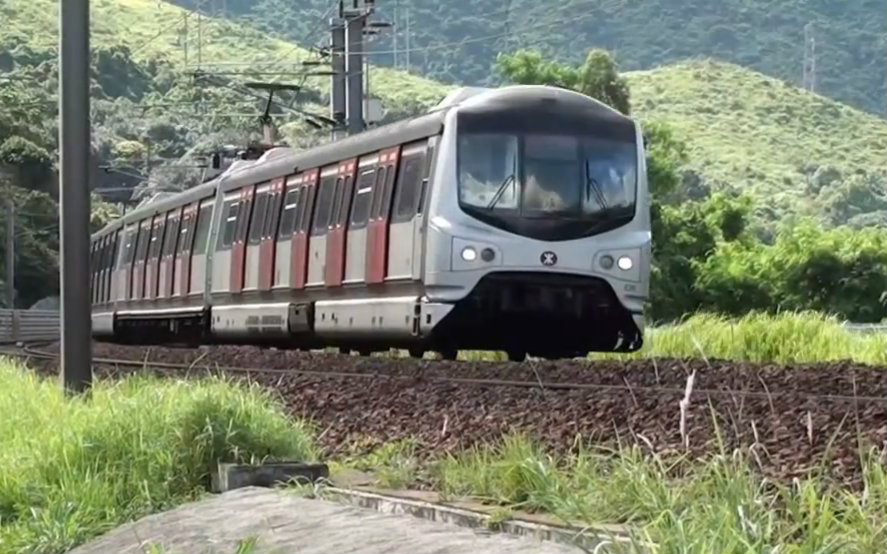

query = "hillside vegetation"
[625,60,887,221]
[167,0,887,116]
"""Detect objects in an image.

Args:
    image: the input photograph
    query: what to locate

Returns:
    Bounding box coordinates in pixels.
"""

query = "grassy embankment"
[457,311,887,365]
[0,361,317,554]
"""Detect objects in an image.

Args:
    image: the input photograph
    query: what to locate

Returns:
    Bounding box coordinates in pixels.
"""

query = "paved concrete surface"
[66,487,587,554]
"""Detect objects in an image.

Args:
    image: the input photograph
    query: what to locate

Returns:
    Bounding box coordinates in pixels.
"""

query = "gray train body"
[89,85,651,360]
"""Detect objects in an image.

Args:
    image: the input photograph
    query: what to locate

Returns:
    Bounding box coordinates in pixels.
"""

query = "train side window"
[135,224,151,264]
[297,184,314,233]
[311,175,336,236]
[162,215,180,257]
[191,204,213,254]
[235,194,254,243]
[248,193,269,245]
[119,227,135,268]
[418,142,436,215]
[278,187,301,238]
[177,212,194,255]
[350,168,376,229]
[335,175,354,226]
[218,200,240,250]
[263,190,283,241]
[392,150,427,223]
[148,220,164,260]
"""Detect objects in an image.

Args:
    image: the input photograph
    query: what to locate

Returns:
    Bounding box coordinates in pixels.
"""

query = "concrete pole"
[5,191,13,310]
[59,0,93,393]
[330,16,347,140]
[345,13,365,135]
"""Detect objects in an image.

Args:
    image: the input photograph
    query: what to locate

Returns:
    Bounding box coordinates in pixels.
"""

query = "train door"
[307,167,338,288]
[325,159,356,287]
[243,182,271,292]
[158,209,181,298]
[344,154,379,284]
[366,147,399,284]
[229,186,255,293]
[115,224,135,302]
[145,216,164,300]
[290,171,317,289]
[259,178,284,291]
[386,141,428,281]
[189,200,214,297]
[174,204,196,297]
[211,192,242,294]
[131,220,151,301]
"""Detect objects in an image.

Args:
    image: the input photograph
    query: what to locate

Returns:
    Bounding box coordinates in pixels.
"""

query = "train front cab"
[419,86,651,358]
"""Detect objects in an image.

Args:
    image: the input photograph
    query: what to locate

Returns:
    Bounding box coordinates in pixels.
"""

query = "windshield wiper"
[486,174,516,210]
[585,161,609,211]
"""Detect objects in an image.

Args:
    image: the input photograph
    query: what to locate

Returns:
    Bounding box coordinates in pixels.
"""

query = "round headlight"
[617,255,633,270]
[599,254,614,269]
[461,247,477,262]
[480,248,495,262]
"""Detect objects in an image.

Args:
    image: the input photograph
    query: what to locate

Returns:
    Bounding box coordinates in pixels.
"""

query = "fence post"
[11,309,20,343]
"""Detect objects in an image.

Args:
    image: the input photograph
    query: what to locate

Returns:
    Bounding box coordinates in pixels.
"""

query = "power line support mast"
[344,0,374,135]
[329,12,347,140]
[58,0,93,393]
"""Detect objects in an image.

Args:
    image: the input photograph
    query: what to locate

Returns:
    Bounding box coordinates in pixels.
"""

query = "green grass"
[351,433,887,554]
[456,311,887,365]
[0,360,317,554]
[626,59,887,216]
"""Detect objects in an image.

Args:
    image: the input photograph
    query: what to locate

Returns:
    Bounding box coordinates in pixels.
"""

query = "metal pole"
[330,16,347,140]
[59,0,93,394]
[345,13,365,135]
[5,191,14,309]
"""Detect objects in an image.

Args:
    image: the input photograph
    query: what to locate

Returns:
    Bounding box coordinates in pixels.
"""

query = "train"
[89,85,651,361]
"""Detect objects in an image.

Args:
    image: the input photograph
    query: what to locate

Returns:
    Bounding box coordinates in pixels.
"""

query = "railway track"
[4,341,886,488]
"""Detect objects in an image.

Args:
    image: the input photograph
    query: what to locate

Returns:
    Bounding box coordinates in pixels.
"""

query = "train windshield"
[457,132,638,240]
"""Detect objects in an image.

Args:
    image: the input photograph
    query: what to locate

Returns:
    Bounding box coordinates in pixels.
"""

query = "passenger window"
[219,201,240,249]
[312,176,336,235]
[350,168,376,229]
[235,196,253,242]
[162,216,180,257]
[191,205,213,253]
[298,185,315,233]
[121,228,136,266]
[393,151,426,222]
[335,175,353,226]
[135,225,151,263]
[248,193,269,245]
[278,187,301,238]
[263,191,282,240]
[177,212,194,254]
[148,221,164,259]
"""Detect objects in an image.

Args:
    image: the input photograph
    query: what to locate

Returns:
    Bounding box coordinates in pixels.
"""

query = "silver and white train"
[89,85,651,360]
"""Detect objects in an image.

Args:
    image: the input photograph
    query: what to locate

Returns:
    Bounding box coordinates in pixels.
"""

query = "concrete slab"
[64,487,601,554]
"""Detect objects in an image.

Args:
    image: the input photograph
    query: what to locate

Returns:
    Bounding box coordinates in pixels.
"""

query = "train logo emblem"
[540,251,557,266]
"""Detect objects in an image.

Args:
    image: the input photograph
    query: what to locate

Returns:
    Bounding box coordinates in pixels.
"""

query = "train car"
[89,85,651,361]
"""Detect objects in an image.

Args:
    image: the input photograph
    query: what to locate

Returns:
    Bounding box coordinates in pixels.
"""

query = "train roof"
[92,85,634,238]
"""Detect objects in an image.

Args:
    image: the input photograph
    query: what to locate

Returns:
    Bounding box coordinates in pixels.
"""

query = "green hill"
[625,60,887,219]
[165,0,887,116]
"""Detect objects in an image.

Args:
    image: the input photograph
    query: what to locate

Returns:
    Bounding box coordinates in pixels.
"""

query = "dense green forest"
[168,0,887,116]
[1,0,885,323]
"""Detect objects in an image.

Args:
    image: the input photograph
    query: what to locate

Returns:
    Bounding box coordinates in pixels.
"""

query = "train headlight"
[599,254,614,269]
[461,246,477,262]
[617,255,633,270]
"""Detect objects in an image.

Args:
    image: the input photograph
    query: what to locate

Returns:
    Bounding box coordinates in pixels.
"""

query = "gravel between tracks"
[33,342,887,488]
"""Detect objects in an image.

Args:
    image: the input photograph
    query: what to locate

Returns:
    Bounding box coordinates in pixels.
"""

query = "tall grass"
[623,311,887,365]
[429,434,887,554]
[0,359,317,554]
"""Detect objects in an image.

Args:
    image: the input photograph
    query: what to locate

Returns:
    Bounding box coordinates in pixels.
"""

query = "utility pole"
[404,6,410,71]
[393,0,398,68]
[58,0,93,393]
[330,8,347,140]
[5,191,13,310]
[344,0,368,135]
[803,22,817,93]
